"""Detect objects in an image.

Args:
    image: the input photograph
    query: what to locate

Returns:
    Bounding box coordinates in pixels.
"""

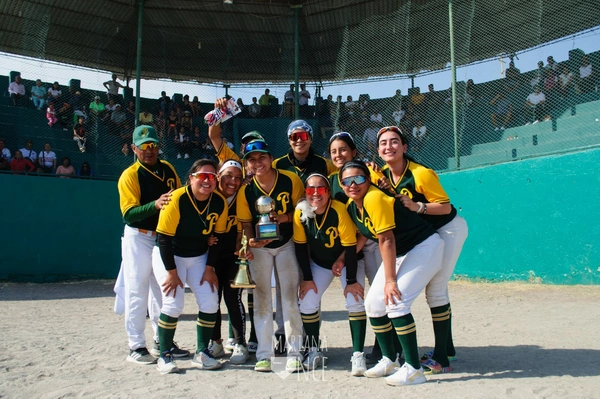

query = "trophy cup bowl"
[254,195,282,241]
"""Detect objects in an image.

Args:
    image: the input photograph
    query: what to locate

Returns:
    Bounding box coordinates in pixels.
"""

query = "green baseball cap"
[241,131,264,144]
[133,125,159,147]
[242,139,271,159]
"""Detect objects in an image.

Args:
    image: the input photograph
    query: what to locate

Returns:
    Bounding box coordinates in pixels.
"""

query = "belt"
[138,228,156,236]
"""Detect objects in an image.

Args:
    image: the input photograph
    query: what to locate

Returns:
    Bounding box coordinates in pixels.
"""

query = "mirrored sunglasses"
[289,131,311,142]
[305,186,328,195]
[329,132,354,143]
[243,140,270,154]
[340,175,367,187]
[191,172,217,181]
[137,142,159,151]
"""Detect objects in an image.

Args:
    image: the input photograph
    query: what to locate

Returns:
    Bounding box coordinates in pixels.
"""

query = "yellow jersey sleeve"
[413,167,450,204]
[332,201,357,246]
[118,166,141,216]
[236,186,253,223]
[292,208,308,244]
[216,142,241,163]
[156,187,185,236]
[289,173,305,206]
[368,166,384,185]
[326,158,337,176]
[365,187,396,235]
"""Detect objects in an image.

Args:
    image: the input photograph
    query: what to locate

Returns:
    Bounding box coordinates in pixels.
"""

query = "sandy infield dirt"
[1,280,599,399]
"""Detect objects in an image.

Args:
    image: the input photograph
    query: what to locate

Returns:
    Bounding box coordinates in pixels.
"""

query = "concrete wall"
[2,147,599,284]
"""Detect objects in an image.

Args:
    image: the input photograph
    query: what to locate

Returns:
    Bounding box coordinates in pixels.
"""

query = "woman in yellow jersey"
[292,173,365,376]
[152,159,229,374]
[236,139,305,373]
[377,126,468,373]
[340,160,445,386]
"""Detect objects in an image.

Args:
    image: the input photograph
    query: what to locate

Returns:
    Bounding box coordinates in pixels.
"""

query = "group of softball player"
[117,98,467,386]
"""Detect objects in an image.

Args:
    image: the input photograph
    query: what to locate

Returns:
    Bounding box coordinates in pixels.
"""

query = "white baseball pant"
[361,240,382,285]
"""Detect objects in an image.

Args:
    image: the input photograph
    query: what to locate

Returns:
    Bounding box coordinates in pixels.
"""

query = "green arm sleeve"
[123,202,158,224]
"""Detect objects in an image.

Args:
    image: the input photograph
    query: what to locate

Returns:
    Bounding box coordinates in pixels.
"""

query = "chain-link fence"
[1,0,600,180]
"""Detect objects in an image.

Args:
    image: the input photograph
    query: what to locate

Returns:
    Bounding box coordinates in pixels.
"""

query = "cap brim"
[242,149,270,159]
[134,137,159,146]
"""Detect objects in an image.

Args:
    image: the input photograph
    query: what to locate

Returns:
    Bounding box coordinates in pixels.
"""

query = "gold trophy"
[254,195,282,241]
[230,232,256,288]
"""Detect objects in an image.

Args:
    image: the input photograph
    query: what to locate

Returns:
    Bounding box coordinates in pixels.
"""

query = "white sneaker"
[285,356,304,373]
[302,347,323,370]
[208,340,225,358]
[184,153,190,159]
[191,349,222,370]
[229,344,249,364]
[385,362,427,386]
[156,353,179,374]
[247,341,258,353]
[351,352,367,377]
[176,153,182,159]
[363,356,400,378]
[224,338,236,353]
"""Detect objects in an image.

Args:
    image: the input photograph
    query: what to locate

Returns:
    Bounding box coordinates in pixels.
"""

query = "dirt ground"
[1,280,599,399]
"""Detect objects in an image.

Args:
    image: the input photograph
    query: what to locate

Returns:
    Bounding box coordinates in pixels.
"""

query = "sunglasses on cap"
[191,172,217,181]
[305,186,328,195]
[289,131,311,142]
[137,142,159,151]
[243,140,270,154]
[377,126,402,136]
[329,132,354,143]
[340,175,368,187]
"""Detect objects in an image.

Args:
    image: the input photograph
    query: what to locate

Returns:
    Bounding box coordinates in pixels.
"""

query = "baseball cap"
[286,120,313,138]
[241,131,264,144]
[242,139,271,159]
[133,125,159,147]
[94,96,100,100]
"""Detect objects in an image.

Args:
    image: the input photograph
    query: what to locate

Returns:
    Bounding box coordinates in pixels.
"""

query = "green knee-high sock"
[302,311,320,349]
[248,292,257,343]
[196,312,218,353]
[391,313,420,369]
[431,304,451,367]
[369,315,397,360]
[447,304,456,357]
[228,321,234,340]
[158,313,178,355]
[348,311,367,352]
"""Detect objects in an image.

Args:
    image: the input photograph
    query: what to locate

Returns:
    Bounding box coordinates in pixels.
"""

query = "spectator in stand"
[110,104,127,135]
[0,138,11,162]
[103,98,118,122]
[577,55,595,94]
[20,139,37,164]
[38,143,57,174]
[411,119,427,152]
[121,142,131,156]
[392,107,406,126]
[424,83,441,108]
[139,109,153,125]
[31,79,47,110]
[8,75,27,107]
[180,95,193,114]
[248,97,260,118]
[70,90,84,112]
[236,98,248,118]
[363,122,379,155]
[104,73,125,102]
[546,56,558,74]
[258,88,276,118]
[180,110,193,132]
[56,157,76,178]
[345,95,357,115]
[490,93,512,131]
[154,109,166,139]
[166,109,179,138]
[299,84,311,118]
[202,136,214,153]
[523,85,549,125]
[558,65,575,99]
[370,109,383,126]
[10,150,36,174]
[46,103,57,127]
[409,87,426,119]
[530,61,545,88]
[57,102,73,131]
[0,146,10,171]
[175,127,191,159]
[464,79,475,105]
[73,116,87,152]
[125,100,136,126]
[78,161,93,178]
[158,91,173,114]
[47,82,62,106]
[282,84,295,118]
[543,68,559,109]
[89,96,105,119]
[504,61,522,93]
[317,94,334,138]
[191,96,201,116]
[190,126,203,156]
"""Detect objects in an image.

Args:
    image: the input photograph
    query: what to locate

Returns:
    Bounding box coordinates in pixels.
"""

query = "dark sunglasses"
[305,186,328,195]
[244,140,270,154]
[377,126,402,136]
[340,175,367,187]
[137,142,159,151]
[289,131,311,142]
[191,172,217,181]
[329,132,354,143]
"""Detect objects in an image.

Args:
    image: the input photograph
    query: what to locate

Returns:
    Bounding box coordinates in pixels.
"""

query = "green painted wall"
[439,148,600,284]
[2,147,599,284]
[0,174,123,282]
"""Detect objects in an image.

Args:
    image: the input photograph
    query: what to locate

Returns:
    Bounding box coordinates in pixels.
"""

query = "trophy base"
[254,235,283,242]
[255,222,281,242]
[230,280,257,289]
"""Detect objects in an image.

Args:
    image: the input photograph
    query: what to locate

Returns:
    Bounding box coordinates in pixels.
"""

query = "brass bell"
[231,259,256,289]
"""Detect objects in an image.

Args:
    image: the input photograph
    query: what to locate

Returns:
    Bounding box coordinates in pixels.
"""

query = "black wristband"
[157,233,177,271]
[294,242,313,281]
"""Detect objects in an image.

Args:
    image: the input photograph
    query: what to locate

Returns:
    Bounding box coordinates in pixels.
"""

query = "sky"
[1,27,599,105]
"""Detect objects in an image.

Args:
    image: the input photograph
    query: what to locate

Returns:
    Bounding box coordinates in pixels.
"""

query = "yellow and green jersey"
[292,199,357,269]
[215,141,241,164]
[381,160,457,229]
[157,186,228,257]
[329,166,384,204]
[273,151,336,183]
[118,159,181,231]
[346,185,434,256]
[237,169,304,248]
[221,193,242,254]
